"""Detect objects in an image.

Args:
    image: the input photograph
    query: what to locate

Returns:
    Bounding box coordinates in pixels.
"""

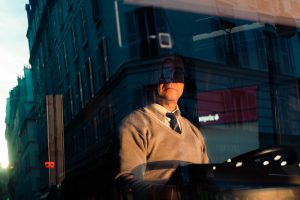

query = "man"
[115,56,209,199]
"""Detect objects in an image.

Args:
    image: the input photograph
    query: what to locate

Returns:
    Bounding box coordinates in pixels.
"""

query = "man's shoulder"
[121,106,149,124]
[125,104,160,117]
[128,106,148,116]
[120,103,166,127]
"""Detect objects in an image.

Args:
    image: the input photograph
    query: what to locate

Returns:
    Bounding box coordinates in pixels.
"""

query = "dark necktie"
[166,112,181,133]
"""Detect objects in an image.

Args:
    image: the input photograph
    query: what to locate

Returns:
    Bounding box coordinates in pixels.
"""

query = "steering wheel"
[227,145,298,165]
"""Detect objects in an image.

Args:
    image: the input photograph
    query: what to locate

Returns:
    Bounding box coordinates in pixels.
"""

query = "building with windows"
[16,0,300,199]
[5,65,40,200]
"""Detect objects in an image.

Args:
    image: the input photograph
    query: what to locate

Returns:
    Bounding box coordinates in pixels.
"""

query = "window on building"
[67,0,73,12]
[211,19,226,63]
[63,42,69,73]
[254,31,268,71]
[56,53,62,83]
[98,37,110,82]
[45,24,52,57]
[40,43,45,68]
[91,0,102,25]
[76,72,84,110]
[71,25,78,62]
[213,18,239,66]
[52,9,58,41]
[125,11,139,58]
[68,86,74,118]
[58,0,63,29]
[80,8,88,47]
[236,31,249,67]
[135,7,159,57]
[64,86,74,124]
[95,48,104,90]
[279,38,294,75]
[85,57,94,98]
[212,18,237,64]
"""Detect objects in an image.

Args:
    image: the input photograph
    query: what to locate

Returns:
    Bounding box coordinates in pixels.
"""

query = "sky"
[0,0,29,168]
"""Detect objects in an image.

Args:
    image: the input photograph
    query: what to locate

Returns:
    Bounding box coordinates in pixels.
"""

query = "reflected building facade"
[5,66,39,200]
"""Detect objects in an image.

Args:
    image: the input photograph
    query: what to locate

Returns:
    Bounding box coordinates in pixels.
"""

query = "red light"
[44,161,55,168]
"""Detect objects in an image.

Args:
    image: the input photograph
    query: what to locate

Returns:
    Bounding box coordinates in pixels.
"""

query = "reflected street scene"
[3,0,300,199]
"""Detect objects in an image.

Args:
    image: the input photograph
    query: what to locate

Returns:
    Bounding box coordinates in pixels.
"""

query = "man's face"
[157,82,184,102]
[157,58,185,102]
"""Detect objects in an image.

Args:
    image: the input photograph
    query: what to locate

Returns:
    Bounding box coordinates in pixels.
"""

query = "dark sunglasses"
[159,58,185,84]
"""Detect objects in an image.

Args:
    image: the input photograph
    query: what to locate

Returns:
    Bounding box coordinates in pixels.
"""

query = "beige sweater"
[115,104,209,198]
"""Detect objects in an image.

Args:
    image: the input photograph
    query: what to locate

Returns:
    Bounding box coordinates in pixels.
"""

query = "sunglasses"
[159,58,185,84]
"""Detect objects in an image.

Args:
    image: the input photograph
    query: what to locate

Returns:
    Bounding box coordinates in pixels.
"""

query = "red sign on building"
[197,87,258,125]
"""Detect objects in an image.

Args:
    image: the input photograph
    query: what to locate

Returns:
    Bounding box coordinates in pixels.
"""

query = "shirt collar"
[172,105,181,117]
[148,104,181,119]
